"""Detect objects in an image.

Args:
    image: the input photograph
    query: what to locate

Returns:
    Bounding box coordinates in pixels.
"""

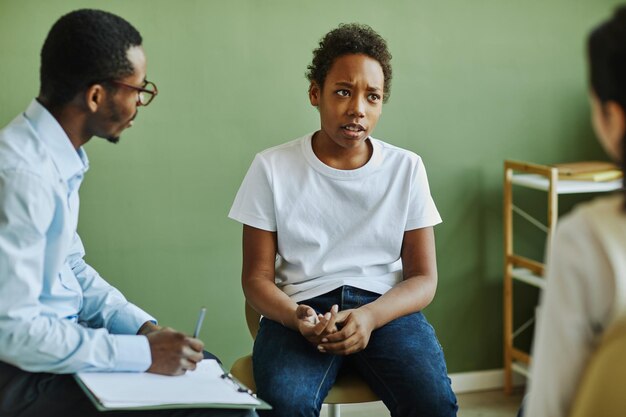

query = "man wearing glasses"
[0,9,256,417]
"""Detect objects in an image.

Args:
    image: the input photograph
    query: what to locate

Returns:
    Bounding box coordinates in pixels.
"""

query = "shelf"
[511,174,622,194]
[503,160,623,394]
[511,267,545,289]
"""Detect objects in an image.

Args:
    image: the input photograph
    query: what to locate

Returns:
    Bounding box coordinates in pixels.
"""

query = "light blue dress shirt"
[0,100,154,373]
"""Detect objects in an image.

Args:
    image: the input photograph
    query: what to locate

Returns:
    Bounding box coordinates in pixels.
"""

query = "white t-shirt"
[228,133,442,302]
[526,193,626,417]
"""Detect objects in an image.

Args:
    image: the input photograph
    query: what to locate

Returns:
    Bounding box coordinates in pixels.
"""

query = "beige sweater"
[526,193,626,417]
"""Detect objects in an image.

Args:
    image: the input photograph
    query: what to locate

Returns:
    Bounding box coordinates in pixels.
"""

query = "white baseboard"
[449,368,526,394]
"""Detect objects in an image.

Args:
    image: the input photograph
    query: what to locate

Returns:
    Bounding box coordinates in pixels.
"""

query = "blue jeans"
[253,286,458,417]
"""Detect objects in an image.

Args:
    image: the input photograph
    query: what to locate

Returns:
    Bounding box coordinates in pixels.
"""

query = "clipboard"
[74,359,271,411]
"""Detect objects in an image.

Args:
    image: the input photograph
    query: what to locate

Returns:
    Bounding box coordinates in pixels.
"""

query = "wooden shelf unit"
[502,160,622,394]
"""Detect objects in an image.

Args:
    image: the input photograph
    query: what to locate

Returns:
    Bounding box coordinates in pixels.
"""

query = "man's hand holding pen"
[138,307,207,376]
[146,328,205,376]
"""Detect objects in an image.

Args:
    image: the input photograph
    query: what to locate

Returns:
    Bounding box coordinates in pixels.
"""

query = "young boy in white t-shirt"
[229,23,457,417]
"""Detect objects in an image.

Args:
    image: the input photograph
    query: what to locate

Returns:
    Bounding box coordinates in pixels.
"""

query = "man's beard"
[105,135,120,144]
[101,100,136,145]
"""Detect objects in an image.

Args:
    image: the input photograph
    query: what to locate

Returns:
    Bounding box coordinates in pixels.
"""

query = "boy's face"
[309,53,384,152]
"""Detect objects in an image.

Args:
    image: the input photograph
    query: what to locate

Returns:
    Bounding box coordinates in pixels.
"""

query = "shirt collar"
[24,99,89,182]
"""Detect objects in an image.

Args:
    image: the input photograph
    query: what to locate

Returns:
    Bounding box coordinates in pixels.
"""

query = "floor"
[319,389,524,417]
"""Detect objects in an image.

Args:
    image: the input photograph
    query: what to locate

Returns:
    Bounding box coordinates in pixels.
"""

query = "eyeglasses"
[109,80,158,106]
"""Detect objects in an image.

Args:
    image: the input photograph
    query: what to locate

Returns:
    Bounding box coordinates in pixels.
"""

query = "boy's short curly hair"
[306,23,393,102]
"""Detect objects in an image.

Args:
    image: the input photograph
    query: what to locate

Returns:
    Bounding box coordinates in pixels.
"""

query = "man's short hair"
[40,9,142,106]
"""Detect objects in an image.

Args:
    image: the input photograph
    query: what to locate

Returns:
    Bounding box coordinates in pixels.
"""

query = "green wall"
[0,0,620,372]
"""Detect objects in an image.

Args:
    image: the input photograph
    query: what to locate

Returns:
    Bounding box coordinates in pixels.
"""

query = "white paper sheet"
[76,359,260,408]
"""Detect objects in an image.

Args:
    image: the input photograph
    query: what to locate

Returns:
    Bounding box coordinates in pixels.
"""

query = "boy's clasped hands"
[295,304,376,355]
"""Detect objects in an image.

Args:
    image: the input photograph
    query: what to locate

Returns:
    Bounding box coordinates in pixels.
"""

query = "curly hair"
[306,23,393,102]
[40,9,142,106]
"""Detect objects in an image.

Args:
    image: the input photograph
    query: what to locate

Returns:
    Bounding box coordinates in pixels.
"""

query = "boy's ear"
[84,84,106,113]
[308,82,320,106]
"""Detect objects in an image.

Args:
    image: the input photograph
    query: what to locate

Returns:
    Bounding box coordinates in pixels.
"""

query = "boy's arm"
[241,225,336,343]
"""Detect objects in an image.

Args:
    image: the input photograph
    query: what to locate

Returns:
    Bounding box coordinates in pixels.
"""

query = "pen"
[193,307,206,338]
